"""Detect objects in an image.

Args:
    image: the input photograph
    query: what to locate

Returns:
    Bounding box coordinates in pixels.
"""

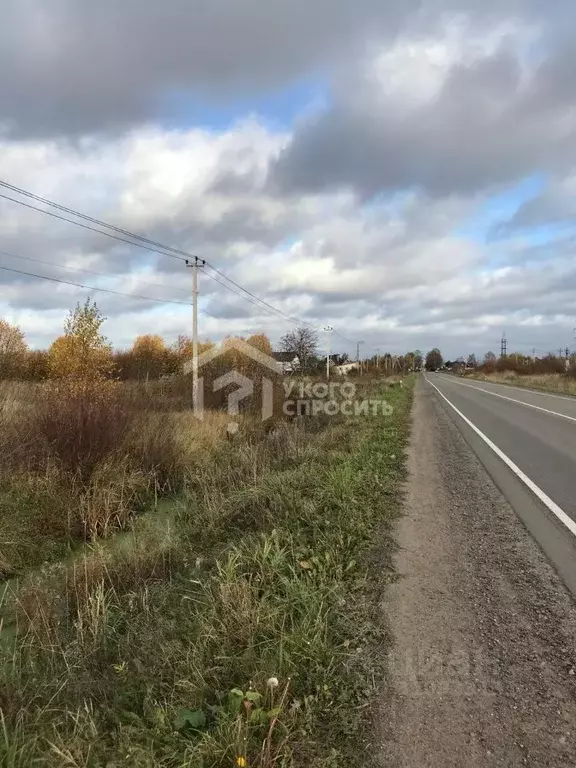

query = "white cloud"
[1,4,576,358]
[369,17,536,107]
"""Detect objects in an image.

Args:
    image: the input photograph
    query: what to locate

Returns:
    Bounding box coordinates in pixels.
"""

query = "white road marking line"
[425,374,576,539]
[437,373,576,403]
[435,374,576,424]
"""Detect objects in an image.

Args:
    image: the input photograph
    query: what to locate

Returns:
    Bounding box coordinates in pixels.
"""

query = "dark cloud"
[271,44,576,199]
[0,0,417,138]
[497,176,576,233]
[2,0,570,139]
[1,1,576,356]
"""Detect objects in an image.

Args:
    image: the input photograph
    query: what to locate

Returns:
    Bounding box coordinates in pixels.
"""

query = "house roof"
[271,351,298,362]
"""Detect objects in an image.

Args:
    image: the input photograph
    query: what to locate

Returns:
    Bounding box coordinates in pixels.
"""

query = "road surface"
[425,372,576,595]
[377,376,576,767]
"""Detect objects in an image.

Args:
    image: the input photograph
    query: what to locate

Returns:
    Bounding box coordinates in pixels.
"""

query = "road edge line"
[441,374,576,403]
[424,374,576,539]
[436,373,576,424]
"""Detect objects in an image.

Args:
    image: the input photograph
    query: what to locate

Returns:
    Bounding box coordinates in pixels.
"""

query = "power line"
[333,328,356,345]
[0,191,188,264]
[202,266,317,328]
[0,178,326,329]
[0,178,364,342]
[0,248,192,297]
[204,263,316,328]
[0,179,188,263]
[0,251,317,331]
[0,262,222,317]
[0,181,316,324]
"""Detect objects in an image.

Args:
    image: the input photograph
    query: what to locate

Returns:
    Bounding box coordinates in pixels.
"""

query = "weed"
[0,378,413,765]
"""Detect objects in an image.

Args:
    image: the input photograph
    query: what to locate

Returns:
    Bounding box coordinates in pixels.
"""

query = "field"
[0,375,413,767]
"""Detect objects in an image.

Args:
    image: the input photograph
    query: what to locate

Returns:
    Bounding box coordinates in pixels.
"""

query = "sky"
[1,0,576,359]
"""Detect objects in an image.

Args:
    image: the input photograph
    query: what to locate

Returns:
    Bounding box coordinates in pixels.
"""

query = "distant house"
[336,361,360,376]
[271,351,300,375]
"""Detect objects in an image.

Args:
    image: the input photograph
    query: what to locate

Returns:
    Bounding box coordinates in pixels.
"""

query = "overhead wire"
[0,178,358,342]
[0,262,223,318]
[0,247,192,297]
[0,180,316,325]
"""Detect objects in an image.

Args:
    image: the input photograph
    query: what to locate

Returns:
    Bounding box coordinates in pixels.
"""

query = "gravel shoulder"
[376,377,576,767]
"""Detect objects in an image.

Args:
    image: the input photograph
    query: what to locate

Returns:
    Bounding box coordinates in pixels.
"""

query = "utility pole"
[357,340,365,375]
[501,332,507,358]
[186,256,205,408]
[375,348,380,371]
[324,326,333,380]
[566,347,570,359]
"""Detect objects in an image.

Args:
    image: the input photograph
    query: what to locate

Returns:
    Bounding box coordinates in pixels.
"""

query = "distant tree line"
[423,346,576,377]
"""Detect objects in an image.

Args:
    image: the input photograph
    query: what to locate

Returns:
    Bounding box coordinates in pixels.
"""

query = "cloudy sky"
[1,0,576,359]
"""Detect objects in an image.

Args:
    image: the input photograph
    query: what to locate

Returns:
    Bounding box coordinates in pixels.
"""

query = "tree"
[279,326,318,373]
[48,299,112,380]
[132,334,168,380]
[425,348,443,371]
[175,334,194,363]
[172,335,214,373]
[247,333,273,356]
[25,349,49,381]
[413,350,424,371]
[0,319,27,379]
[482,351,497,373]
[467,354,477,368]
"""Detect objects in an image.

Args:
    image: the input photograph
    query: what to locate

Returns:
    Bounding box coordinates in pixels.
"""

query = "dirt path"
[376,378,576,767]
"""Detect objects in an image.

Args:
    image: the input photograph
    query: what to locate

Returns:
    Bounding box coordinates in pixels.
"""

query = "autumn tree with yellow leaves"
[41,300,132,480]
[131,334,168,380]
[0,318,28,379]
[48,299,113,381]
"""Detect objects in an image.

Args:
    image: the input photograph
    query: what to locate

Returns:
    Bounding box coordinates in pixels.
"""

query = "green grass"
[0,380,413,767]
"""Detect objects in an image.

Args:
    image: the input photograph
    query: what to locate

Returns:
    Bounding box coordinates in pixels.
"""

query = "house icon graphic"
[183,337,280,429]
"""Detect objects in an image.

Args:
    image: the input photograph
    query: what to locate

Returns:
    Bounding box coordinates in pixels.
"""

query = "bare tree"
[280,326,319,373]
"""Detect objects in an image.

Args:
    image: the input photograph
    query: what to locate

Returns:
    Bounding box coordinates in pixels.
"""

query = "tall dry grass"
[0,378,234,579]
[0,379,414,766]
[466,370,576,396]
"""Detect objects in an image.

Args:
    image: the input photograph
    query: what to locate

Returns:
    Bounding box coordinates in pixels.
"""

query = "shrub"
[36,380,134,482]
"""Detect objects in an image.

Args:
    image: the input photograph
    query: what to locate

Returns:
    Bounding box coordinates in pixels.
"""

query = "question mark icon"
[213,371,254,434]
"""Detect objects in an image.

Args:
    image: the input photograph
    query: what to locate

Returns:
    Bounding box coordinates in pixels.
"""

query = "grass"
[0,376,413,766]
[464,370,576,397]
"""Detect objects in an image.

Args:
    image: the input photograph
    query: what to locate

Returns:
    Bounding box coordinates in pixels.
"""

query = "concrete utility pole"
[324,326,334,380]
[357,340,365,375]
[376,347,380,371]
[186,256,205,407]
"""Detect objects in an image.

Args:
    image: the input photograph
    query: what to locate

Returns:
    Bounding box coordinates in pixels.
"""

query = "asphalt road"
[378,378,576,767]
[425,372,576,595]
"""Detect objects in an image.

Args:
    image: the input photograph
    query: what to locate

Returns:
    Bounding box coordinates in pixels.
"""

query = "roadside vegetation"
[423,343,576,397]
[0,302,413,766]
[465,370,576,396]
[461,352,576,396]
